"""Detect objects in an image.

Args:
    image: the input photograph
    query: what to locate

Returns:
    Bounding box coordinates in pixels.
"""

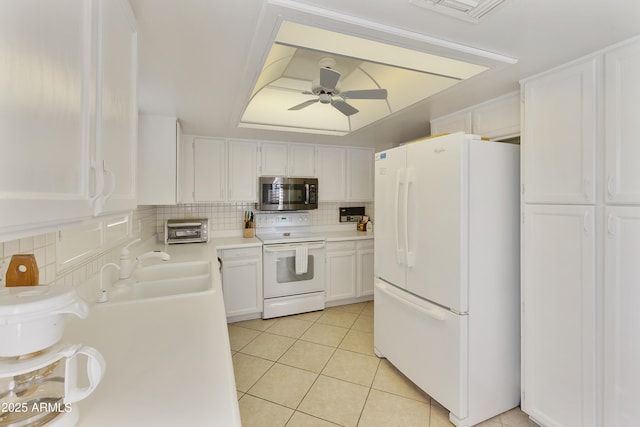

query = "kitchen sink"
[131,274,211,300]
[134,260,211,282]
[101,261,213,304]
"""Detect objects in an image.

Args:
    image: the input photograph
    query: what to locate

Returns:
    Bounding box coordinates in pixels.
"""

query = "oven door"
[263,242,325,298]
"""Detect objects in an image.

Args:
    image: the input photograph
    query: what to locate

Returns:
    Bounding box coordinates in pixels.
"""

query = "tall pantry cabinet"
[521,35,640,427]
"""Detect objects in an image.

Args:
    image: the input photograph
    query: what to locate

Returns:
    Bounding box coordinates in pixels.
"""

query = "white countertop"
[322,230,374,241]
[214,235,262,250]
[65,241,241,427]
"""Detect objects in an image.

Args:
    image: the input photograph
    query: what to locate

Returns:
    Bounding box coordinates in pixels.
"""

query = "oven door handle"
[264,242,325,252]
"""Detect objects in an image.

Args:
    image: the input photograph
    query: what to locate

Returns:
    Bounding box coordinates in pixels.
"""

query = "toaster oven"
[165,219,209,244]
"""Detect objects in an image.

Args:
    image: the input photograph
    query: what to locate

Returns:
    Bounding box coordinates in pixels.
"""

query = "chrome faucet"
[118,238,171,279]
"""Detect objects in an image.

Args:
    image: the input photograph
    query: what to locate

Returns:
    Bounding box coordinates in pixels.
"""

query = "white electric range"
[255,212,326,319]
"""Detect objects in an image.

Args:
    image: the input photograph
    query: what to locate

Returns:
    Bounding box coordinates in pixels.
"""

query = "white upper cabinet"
[260,142,288,176]
[604,38,640,204]
[138,115,181,205]
[316,146,346,202]
[472,93,520,140]
[522,204,597,427]
[192,138,258,203]
[347,148,374,201]
[0,0,94,237]
[288,144,316,177]
[193,138,226,202]
[430,92,520,140]
[430,112,472,135]
[228,140,258,202]
[522,59,598,204]
[0,0,137,239]
[260,142,316,177]
[94,0,138,215]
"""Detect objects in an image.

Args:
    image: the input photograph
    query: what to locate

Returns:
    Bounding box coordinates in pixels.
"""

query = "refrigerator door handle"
[395,169,405,264]
[378,281,446,321]
[405,168,416,268]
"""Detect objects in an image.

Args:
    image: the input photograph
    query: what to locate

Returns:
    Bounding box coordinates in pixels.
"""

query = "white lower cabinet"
[325,239,374,303]
[357,240,374,297]
[522,204,597,427]
[325,241,357,302]
[218,247,262,319]
[604,206,640,426]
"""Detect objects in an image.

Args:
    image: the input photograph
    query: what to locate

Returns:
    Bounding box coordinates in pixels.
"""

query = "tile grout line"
[232,302,380,426]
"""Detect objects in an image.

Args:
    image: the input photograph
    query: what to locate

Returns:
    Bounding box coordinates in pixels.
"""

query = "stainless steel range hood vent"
[408,0,510,23]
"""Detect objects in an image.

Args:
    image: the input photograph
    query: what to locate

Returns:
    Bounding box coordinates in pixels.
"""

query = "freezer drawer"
[374,279,468,419]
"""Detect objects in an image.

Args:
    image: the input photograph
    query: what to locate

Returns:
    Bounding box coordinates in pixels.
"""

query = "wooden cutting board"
[6,254,39,286]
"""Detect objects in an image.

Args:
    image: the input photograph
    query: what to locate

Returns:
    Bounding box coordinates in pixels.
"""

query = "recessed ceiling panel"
[239,19,506,136]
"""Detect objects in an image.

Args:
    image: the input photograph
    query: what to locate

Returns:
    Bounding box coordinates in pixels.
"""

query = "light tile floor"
[228,301,536,427]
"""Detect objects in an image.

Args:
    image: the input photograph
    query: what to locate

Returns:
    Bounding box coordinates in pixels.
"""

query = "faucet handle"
[120,238,142,259]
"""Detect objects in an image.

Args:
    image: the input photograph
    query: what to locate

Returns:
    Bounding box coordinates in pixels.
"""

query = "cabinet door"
[137,115,179,205]
[347,148,374,201]
[522,58,597,204]
[604,206,640,425]
[260,142,288,176]
[472,92,520,139]
[228,140,258,202]
[605,39,640,204]
[193,138,226,202]
[357,242,375,297]
[288,144,316,177]
[0,0,93,236]
[96,0,138,214]
[221,257,263,317]
[325,245,357,302]
[522,204,596,427]
[431,112,472,135]
[316,147,346,201]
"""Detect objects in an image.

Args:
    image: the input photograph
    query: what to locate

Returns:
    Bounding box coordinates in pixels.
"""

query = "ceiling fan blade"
[319,67,341,92]
[340,88,388,99]
[331,99,359,116]
[288,99,319,111]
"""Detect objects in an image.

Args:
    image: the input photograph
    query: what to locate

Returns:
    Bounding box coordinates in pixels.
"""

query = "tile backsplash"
[1,202,374,287]
[0,207,156,287]
[156,202,374,234]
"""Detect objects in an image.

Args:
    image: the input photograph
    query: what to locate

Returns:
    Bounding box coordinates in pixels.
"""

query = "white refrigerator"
[373,132,521,426]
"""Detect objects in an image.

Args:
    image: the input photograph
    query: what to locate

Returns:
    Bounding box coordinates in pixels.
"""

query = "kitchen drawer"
[220,247,262,260]
[326,241,357,252]
[357,240,374,250]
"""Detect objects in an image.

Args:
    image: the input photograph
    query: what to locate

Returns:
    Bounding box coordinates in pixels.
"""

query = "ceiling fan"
[288,58,388,116]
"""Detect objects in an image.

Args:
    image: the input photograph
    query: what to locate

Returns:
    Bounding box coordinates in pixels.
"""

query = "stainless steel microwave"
[259,177,318,211]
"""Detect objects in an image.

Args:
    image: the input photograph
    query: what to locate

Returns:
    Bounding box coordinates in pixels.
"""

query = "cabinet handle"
[90,160,115,214]
[607,212,615,237]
